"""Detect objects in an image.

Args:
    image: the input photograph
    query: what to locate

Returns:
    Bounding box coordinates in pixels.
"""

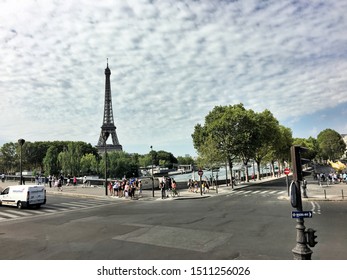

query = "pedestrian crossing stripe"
[0,200,114,222]
[3,209,33,216]
[0,212,18,218]
[226,190,285,197]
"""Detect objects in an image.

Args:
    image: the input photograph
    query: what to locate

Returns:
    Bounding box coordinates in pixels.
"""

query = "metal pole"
[216,173,218,194]
[286,175,289,196]
[151,146,154,197]
[103,132,109,196]
[18,139,25,185]
[200,175,202,196]
[292,180,312,260]
[104,142,108,196]
[20,144,23,185]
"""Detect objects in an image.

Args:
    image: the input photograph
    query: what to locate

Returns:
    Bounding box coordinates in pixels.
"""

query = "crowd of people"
[187,178,211,194]
[316,171,347,186]
[107,178,143,199]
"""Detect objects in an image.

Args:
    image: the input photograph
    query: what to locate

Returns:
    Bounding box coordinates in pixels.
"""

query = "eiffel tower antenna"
[96,60,123,153]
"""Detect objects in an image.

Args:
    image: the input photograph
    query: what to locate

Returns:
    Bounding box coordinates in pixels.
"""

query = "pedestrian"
[194,180,199,193]
[48,175,52,188]
[187,179,193,192]
[130,182,136,199]
[57,178,63,191]
[171,180,178,196]
[113,180,119,197]
[83,176,87,188]
[124,181,130,198]
[73,176,77,187]
[108,181,113,196]
[138,179,142,197]
[166,177,172,197]
[66,175,71,186]
[60,174,64,186]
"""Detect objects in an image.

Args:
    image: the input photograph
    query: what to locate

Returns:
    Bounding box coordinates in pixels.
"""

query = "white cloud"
[1,0,347,156]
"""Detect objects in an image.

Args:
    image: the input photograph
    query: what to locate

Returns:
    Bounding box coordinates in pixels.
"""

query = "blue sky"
[1,0,347,157]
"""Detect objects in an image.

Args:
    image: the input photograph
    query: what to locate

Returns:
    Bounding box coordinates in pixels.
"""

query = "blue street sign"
[292,211,313,219]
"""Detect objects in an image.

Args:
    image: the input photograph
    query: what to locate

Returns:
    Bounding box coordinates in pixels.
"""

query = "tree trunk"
[271,160,275,177]
[256,159,262,180]
[243,159,249,182]
[228,158,234,188]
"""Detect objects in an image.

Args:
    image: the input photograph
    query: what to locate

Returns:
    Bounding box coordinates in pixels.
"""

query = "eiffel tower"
[96,60,123,153]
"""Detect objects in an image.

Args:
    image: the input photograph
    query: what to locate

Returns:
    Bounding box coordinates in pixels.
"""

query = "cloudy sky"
[1,0,347,157]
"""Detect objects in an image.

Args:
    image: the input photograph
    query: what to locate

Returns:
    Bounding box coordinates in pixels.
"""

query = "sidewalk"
[42,176,346,202]
[2,177,346,202]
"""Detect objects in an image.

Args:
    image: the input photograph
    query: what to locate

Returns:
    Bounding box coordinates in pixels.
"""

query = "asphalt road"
[0,178,346,260]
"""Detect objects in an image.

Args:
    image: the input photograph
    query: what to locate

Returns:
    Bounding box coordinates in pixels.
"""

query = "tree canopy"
[317,129,346,160]
[192,103,293,182]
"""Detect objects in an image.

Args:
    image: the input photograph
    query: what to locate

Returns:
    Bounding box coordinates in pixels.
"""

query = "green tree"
[274,125,293,170]
[263,125,293,175]
[100,151,139,179]
[253,109,281,179]
[317,129,346,160]
[24,141,50,172]
[192,104,258,186]
[43,145,60,176]
[58,142,83,176]
[195,136,223,171]
[138,154,152,168]
[156,150,178,168]
[177,155,195,165]
[80,153,99,175]
[0,142,17,173]
[293,137,318,161]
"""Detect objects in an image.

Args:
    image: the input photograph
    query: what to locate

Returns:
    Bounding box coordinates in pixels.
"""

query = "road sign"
[292,211,313,219]
[284,168,290,175]
[198,169,203,177]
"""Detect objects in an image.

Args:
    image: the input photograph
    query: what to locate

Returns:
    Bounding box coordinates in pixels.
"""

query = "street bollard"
[342,190,344,200]
[324,189,327,199]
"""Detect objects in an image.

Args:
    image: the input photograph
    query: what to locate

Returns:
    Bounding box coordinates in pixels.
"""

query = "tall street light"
[103,131,110,196]
[150,146,154,197]
[18,139,25,185]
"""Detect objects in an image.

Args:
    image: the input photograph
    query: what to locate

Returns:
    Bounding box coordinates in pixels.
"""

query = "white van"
[0,185,46,209]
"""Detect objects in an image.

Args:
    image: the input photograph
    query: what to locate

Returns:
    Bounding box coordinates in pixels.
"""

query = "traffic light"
[290,145,313,182]
[306,228,318,247]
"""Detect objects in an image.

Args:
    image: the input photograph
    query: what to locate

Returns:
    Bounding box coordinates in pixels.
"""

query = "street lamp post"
[150,146,154,197]
[18,139,25,185]
[103,131,110,196]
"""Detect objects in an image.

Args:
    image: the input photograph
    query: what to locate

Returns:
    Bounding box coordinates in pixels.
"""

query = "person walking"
[82,176,87,188]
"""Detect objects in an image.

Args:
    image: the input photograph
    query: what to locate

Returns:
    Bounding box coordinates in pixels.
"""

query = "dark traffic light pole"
[290,145,316,260]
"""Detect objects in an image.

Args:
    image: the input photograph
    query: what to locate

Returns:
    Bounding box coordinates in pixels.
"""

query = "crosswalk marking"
[39,208,58,213]
[226,190,285,198]
[0,212,19,218]
[2,209,33,216]
[0,199,115,223]
[260,190,269,194]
